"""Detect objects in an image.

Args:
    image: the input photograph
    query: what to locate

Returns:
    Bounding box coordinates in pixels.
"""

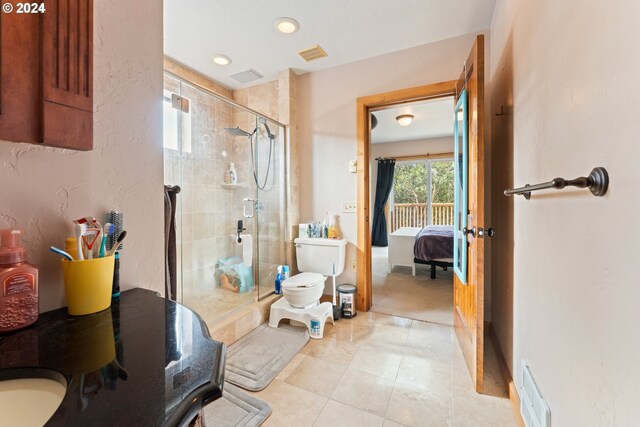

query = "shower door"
[163,73,286,324]
[252,118,286,301]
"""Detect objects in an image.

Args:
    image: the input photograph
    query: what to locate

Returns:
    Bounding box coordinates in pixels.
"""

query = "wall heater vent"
[520,361,551,427]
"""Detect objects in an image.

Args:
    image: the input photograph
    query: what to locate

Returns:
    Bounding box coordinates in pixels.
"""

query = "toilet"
[269,237,346,339]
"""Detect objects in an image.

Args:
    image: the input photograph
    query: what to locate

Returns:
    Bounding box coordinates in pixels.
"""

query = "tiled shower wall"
[233,81,282,286]
[233,70,300,275]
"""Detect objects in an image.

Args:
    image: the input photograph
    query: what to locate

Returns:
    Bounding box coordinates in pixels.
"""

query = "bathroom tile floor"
[246,311,517,427]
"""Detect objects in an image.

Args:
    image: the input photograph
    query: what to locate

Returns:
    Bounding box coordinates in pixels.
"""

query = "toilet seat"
[281,272,325,290]
[281,272,325,308]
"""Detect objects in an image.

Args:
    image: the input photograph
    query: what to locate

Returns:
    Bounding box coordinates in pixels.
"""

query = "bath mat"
[225,323,309,391]
[204,382,271,427]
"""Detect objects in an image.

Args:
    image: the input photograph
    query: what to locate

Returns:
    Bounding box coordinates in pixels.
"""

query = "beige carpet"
[371,246,454,326]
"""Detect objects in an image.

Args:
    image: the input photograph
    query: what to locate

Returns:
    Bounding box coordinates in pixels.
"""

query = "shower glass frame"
[163,71,288,316]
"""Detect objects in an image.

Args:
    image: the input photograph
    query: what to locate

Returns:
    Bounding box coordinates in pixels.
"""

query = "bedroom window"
[390,159,454,231]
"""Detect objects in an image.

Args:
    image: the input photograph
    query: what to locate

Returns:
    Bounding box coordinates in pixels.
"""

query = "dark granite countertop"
[0,288,226,427]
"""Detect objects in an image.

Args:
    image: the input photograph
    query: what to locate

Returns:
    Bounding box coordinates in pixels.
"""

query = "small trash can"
[337,284,357,319]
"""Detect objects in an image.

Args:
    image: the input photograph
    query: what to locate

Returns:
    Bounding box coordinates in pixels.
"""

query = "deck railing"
[390,203,454,231]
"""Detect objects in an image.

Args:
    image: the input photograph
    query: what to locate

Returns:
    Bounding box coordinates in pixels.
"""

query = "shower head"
[224,126,253,137]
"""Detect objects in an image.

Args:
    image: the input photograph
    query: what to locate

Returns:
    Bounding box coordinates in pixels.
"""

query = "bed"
[413,225,454,279]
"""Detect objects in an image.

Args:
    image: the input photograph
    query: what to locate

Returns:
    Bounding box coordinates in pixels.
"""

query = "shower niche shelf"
[221,183,248,189]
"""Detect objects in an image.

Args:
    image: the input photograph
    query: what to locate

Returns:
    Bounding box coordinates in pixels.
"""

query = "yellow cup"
[61,256,115,316]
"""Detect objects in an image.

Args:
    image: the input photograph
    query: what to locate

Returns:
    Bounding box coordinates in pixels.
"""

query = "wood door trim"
[488,324,525,427]
[356,80,457,312]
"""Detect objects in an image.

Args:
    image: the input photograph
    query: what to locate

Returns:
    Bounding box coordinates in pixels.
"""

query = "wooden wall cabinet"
[0,0,94,150]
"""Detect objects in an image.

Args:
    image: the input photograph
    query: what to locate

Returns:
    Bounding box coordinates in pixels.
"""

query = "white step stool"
[268,298,334,339]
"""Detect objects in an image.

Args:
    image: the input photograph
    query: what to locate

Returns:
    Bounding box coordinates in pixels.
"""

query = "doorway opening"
[367,96,457,325]
[355,81,457,312]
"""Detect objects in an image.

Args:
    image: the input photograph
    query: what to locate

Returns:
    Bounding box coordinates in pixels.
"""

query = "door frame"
[355,80,457,312]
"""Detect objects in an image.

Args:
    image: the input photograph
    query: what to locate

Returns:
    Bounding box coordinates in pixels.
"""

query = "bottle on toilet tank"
[321,213,329,239]
[0,229,39,333]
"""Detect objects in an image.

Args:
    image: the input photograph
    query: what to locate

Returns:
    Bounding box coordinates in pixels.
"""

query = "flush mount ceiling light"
[274,17,299,34]
[396,114,414,126]
[212,54,232,65]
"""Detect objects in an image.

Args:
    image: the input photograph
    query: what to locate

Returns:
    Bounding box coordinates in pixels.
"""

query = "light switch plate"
[343,201,357,213]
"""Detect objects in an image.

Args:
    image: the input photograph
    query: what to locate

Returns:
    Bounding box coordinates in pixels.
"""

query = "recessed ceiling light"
[396,114,414,126]
[274,17,299,34]
[212,54,232,65]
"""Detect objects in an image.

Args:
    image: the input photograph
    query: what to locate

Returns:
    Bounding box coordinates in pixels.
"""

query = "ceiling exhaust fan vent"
[298,44,328,62]
[230,69,264,84]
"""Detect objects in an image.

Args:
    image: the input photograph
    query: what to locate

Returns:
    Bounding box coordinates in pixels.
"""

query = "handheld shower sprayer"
[259,117,275,140]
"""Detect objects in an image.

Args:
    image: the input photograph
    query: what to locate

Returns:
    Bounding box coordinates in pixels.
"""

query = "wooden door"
[453,35,486,392]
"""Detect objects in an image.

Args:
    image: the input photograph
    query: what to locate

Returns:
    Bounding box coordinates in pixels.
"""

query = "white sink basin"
[0,370,67,427]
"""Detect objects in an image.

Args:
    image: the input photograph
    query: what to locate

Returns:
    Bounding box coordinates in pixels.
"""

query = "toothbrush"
[91,218,103,259]
[75,223,87,261]
[81,227,101,260]
[49,246,74,261]
[99,223,114,258]
[106,230,127,257]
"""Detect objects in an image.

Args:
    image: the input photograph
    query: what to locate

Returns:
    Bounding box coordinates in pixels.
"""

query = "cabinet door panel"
[0,12,41,143]
[43,0,93,150]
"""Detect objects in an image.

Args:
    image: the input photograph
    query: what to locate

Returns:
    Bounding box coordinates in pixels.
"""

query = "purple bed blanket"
[413,225,454,261]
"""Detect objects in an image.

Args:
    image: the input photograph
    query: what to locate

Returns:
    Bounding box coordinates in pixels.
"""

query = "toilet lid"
[282,272,325,289]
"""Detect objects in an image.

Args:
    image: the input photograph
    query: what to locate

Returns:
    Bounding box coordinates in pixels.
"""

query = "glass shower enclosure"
[163,73,286,324]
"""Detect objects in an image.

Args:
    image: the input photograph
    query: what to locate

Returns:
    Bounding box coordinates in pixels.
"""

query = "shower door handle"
[243,198,256,218]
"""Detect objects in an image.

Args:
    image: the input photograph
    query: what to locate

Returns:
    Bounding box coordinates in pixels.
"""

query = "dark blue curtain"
[372,159,396,246]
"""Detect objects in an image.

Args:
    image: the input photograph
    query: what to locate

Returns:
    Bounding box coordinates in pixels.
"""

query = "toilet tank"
[294,238,347,276]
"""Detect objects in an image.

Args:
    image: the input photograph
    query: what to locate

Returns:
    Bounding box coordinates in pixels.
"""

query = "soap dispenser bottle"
[0,229,39,333]
[226,162,238,184]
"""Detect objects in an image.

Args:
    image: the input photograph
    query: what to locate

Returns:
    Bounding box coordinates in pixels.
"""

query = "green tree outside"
[393,161,454,204]
[393,163,428,204]
[431,161,454,203]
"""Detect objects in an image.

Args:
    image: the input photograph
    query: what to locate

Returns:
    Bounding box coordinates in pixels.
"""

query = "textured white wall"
[0,0,164,312]
[299,33,484,292]
[490,0,640,423]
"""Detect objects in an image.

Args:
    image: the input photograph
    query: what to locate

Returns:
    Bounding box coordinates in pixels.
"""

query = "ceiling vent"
[298,44,328,62]
[230,69,264,84]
